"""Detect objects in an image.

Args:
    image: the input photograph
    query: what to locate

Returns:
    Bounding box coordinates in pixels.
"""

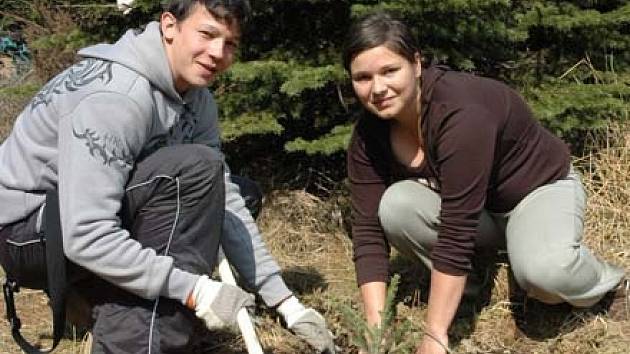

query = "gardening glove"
[189,275,255,330]
[116,0,135,15]
[278,296,337,353]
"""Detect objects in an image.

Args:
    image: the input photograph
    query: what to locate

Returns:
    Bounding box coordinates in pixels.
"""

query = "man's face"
[161,4,240,94]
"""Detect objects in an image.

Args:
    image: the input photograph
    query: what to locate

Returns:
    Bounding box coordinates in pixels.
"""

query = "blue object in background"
[0,35,31,77]
[0,36,31,64]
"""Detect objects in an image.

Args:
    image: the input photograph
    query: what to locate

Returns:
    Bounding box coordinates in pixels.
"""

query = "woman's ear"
[414,52,422,78]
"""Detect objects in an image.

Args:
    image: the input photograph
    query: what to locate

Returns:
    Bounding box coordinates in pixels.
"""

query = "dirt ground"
[0,57,16,81]
[1,183,628,353]
[0,86,628,353]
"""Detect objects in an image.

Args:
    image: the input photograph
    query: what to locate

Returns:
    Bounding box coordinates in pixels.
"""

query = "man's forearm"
[221,174,292,306]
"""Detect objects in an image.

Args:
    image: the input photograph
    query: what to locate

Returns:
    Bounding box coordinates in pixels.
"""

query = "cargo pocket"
[0,208,48,290]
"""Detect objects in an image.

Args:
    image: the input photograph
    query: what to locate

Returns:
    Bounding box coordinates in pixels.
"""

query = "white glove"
[278,296,337,353]
[116,0,135,15]
[190,275,255,330]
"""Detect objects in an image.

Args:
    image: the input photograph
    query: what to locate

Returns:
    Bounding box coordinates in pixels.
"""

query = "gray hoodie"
[0,22,290,305]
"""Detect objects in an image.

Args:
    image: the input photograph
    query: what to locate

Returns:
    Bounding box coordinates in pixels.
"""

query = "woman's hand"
[414,269,464,353]
[415,332,449,354]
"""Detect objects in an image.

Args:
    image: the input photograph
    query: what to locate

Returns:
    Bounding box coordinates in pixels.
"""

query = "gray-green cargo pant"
[378,167,624,307]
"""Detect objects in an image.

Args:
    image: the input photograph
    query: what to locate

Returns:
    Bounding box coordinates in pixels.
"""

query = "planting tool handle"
[218,257,264,354]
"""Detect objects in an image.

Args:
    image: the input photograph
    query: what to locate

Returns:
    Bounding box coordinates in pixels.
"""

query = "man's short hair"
[163,0,251,27]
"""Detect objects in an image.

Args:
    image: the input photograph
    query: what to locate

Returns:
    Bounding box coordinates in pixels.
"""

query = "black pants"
[0,144,262,353]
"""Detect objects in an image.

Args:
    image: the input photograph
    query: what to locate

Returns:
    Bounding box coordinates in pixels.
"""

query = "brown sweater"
[347,66,570,286]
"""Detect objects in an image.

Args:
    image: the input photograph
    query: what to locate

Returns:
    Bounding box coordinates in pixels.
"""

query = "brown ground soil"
[0,57,16,81]
[0,88,628,353]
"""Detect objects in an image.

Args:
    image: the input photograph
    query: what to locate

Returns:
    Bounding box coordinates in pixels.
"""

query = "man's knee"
[129,145,224,201]
[135,144,223,182]
[166,144,223,179]
[123,145,225,242]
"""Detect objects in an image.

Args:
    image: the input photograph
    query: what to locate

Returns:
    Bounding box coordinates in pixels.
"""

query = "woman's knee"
[378,180,439,244]
[509,247,592,303]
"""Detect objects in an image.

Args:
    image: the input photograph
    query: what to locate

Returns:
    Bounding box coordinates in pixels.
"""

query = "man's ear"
[160,12,178,41]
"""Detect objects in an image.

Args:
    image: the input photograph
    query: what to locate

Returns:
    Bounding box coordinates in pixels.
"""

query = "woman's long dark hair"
[342,12,420,72]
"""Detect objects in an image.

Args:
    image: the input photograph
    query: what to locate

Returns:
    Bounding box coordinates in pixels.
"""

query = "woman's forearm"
[425,269,466,337]
[360,281,387,326]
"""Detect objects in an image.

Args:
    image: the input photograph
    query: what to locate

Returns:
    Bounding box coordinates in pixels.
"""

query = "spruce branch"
[339,274,416,354]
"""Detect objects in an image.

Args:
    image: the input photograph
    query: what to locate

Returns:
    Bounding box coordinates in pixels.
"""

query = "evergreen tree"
[2,0,628,160]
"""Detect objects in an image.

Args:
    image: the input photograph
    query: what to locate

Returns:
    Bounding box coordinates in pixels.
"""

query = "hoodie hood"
[78,22,182,102]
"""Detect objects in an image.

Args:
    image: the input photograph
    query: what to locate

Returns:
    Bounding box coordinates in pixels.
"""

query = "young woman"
[343,12,626,353]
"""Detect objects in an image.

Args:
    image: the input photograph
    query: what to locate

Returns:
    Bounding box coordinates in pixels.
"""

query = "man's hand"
[187,275,255,330]
[277,296,336,353]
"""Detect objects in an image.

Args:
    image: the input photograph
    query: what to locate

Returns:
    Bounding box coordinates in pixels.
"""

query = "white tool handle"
[218,258,264,354]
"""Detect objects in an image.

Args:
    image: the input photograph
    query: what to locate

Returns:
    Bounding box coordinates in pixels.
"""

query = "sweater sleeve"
[431,104,498,275]
[347,127,391,286]
[221,170,292,307]
[192,89,292,307]
[58,93,197,302]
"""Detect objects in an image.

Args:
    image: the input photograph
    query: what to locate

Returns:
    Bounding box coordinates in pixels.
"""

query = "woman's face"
[350,45,421,121]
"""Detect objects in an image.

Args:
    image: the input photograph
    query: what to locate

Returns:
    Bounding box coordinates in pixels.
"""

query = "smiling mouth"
[198,62,216,75]
[373,97,393,107]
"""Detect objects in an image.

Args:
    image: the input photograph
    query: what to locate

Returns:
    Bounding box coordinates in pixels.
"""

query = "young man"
[0,1,335,353]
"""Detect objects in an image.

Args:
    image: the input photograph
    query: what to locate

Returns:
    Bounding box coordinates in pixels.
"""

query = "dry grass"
[0,91,27,141]
[233,123,630,354]
[22,2,82,82]
[580,124,630,266]
[0,79,38,141]
[0,91,628,353]
[0,57,17,82]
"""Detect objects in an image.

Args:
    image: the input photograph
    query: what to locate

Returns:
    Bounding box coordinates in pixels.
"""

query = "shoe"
[463,254,496,298]
[602,278,629,321]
